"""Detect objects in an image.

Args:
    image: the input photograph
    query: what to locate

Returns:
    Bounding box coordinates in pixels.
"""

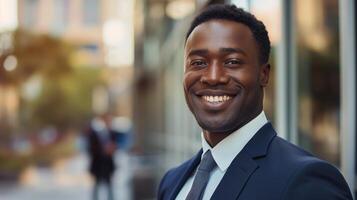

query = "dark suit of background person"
[87,115,117,200]
[158,4,353,200]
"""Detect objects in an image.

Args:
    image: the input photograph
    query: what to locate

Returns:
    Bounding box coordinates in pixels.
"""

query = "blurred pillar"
[339,0,356,193]
[275,0,297,142]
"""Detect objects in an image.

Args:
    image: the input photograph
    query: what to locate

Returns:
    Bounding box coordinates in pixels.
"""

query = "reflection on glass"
[295,0,340,165]
[249,0,281,124]
[52,0,69,33]
[83,0,100,25]
[23,0,39,28]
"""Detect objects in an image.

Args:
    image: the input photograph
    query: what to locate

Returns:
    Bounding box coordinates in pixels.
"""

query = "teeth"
[202,95,231,103]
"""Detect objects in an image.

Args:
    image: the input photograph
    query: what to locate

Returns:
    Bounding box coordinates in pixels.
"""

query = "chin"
[197,118,237,134]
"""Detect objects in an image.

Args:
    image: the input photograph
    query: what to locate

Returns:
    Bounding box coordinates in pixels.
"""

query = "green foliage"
[0,29,104,173]
[28,67,103,131]
[0,29,105,133]
[0,29,72,85]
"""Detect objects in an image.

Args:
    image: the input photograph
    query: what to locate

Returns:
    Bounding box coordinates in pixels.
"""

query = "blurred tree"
[0,29,72,85]
[28,67,102,132]
[0,29,104,173]
[1,29,103,135]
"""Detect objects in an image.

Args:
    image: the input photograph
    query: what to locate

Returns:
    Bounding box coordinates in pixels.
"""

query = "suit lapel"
[211,153,258,200]
[168,149,203,200]
[211,123,277,200]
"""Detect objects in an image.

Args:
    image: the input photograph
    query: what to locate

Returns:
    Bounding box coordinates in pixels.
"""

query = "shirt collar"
[201,111,268,172]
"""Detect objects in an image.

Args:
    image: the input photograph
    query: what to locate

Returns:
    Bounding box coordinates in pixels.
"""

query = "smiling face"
[183,20,270,138]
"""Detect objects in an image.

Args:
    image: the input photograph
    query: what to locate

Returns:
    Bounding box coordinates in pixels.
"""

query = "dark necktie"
[186,150,217,200]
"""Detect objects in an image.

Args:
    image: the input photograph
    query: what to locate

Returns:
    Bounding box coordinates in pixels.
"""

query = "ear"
[259,63,270,87]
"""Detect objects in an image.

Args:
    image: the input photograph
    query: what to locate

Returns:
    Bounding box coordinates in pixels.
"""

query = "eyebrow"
[187,48,246,57]
[219,48,246,56]
[187,49,209,57]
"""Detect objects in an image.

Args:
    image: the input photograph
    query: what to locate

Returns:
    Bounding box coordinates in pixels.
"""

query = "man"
[158,4,352,200]
[87,114,117,200]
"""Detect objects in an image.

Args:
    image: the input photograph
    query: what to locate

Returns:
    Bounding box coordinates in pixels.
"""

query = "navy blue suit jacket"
[158,123,353,200]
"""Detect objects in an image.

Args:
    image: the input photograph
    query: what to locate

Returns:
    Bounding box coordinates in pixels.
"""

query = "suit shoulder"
[282,160,352,199]
[269,136,321,164]
[273,136,312,154]
[272,138,353,199]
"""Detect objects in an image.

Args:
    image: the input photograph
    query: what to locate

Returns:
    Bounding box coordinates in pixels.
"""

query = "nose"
[200,61,229,85]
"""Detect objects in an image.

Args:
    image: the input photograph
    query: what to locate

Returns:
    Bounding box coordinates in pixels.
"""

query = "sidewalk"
[0,152,132,200]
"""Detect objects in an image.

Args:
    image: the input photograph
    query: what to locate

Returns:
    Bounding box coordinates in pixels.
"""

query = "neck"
[203,131,231,147]
[203,109,263,147]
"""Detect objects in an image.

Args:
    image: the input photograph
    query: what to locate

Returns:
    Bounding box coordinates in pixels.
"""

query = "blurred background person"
[87,114,117,200]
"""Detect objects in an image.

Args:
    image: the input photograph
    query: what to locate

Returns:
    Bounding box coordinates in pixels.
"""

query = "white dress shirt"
[175,111,268,200]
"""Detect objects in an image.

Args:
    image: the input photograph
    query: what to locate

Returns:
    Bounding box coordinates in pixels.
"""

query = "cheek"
[183,72,198,112]
[183,71,199,92]
[230,68,259,88]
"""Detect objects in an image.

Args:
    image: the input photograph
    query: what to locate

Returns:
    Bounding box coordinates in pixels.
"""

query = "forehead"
[185,20,258,55]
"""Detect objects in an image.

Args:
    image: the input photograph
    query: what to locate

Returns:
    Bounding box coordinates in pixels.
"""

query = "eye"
[190,60,207,67]
[224,59,243,67]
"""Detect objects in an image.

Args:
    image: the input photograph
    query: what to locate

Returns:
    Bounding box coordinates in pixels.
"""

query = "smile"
[202,95,232,103]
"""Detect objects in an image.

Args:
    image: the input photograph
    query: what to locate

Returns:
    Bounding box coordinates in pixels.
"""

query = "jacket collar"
[211,123,276,199]
[201,111,268,172]
[168,123,276,200]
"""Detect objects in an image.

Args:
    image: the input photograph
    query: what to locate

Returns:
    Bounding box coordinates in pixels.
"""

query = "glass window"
[82,0,100,25]
[52,0,69,34]
[247,0,282,124]
[23,0,39,28]
[294,0,340,165]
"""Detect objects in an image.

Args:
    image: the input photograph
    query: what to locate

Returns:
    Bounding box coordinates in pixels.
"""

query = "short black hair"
[186,4,271,64]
